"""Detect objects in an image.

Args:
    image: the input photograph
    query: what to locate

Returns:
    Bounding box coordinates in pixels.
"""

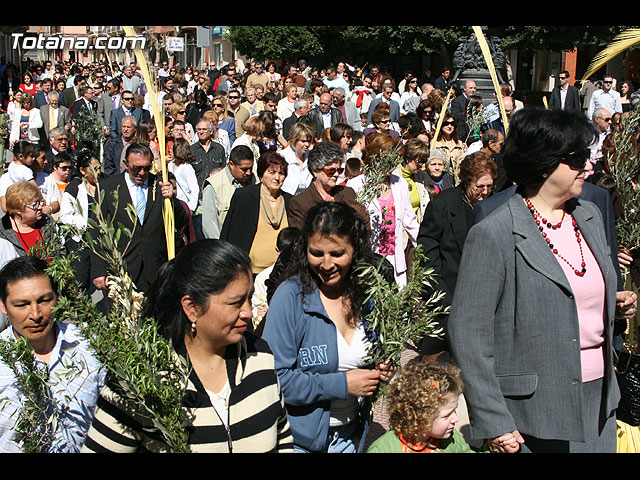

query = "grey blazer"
[448,193,620,443]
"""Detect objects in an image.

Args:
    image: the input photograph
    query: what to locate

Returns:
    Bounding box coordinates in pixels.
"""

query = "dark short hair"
[124,142,152,163]
[502,107,598,189]
[0,256,56,303]
[229,145,254,165]
[257,151,288,179]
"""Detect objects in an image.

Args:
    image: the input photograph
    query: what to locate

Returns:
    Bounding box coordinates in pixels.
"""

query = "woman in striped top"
[82,240,294,453]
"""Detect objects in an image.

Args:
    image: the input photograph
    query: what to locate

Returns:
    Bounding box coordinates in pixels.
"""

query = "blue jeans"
[294,420,363,453]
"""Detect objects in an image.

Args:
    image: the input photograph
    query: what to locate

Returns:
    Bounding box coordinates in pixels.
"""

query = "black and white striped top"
[82,333,294,453]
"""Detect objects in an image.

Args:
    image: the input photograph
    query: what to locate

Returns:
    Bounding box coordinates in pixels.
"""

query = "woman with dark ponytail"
[83,239,294,453]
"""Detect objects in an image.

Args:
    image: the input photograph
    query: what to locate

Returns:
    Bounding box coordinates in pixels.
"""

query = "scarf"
[401,166,420,213]
[354,87,373,108]
[398,433,443,453]
[259,183,286,229]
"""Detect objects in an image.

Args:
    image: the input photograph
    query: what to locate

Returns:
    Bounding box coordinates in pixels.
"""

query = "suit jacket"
[339,100,363,132]
[39,104,71,138]
[288,183,357,231]
[62,87,79,111]
[474,182,622,290]
[448,193,620,442]
[307,106,344,140]
[95,92,114,131]
[366,97,400,126]
[34,90,50,109]
[450,93,468,123]
[417,185,471,308]
[71,97,97,120]
[89,172,187,292]
[220,183,292,254]
[548,84,581,113]
[109,106,145,138]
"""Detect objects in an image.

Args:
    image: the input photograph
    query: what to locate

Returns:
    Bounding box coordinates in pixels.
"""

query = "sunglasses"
[559,148,590,170]
[322,166,344,176]
[442,120,456,127]
[129,164,152,173]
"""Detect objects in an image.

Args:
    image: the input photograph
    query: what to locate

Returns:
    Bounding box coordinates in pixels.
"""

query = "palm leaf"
[122,26,175,261]
[431,86,454,150]
[472,26,509,135]
[582,29,640,83]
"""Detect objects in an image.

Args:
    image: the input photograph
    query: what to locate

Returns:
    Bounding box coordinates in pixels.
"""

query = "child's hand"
[376,361,395,383]
[488,430,523,453]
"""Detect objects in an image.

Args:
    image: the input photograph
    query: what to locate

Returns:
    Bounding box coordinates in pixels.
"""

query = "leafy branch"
[355,245,448,401]
[45,182,192,452]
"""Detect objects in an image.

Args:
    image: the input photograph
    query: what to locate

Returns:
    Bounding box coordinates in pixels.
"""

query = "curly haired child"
[367,360,482,453]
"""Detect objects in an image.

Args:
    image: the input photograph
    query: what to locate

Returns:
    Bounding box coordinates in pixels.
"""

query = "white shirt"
[280,146,312,196]
[168,162,199,212]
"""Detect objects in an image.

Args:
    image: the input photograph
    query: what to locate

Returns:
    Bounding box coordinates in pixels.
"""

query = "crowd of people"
[0,53,638,454]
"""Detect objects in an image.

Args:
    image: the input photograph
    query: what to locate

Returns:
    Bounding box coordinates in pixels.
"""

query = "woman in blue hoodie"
[262,201,392,453]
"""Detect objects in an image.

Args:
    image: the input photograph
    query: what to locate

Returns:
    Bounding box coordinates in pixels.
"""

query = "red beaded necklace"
[524,197,587,277]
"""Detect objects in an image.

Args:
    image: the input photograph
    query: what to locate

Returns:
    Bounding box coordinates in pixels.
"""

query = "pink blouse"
[544,215,606,382]
[378,193,396,257]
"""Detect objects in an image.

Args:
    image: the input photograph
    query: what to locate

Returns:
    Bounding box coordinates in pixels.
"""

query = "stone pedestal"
[457,69,497,106]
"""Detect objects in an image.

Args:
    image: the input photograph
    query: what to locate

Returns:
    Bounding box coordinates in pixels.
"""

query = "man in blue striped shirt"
[0,256,105,453]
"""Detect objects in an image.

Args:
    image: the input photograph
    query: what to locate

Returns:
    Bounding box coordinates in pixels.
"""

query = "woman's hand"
[488,430,524,453]
[346,368,381,397]
[615,290,638,319]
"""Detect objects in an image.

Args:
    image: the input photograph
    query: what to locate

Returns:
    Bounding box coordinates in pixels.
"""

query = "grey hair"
[47,91,59,100]
[308,141,344,173]
[121,115,138,127]
[48,126,68,138]
[429,148,448,167]
[294,98,309,111]
[592,107,610,122]
[333,87,345,97]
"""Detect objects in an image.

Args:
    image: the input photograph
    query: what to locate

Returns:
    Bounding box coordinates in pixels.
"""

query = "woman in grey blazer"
[448,108,637,453]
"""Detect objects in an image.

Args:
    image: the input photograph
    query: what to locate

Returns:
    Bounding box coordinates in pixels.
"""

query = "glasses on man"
[129,164,152,173]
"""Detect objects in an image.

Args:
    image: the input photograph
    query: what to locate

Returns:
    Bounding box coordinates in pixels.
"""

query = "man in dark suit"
[34,78,54,108]
[71,85,97,121]
[282,98,310,141]
[62,75,86,113]
[109,90,144,139]
[90,142,187,293]
[307,92,343,140]
[548,70,581,113]
[450,79,476,123]
[366,83,400,126]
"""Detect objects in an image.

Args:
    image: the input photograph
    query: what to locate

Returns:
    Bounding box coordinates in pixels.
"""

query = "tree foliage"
[227,25,640,64]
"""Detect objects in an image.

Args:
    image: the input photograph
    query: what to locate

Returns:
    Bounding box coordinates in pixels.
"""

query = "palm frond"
[122,26,175,261]
[582,28,640,82]
[472,26,509,135]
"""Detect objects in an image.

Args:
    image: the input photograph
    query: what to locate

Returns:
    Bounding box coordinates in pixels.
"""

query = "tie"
[49,107,56,129]
[136,184,146,225]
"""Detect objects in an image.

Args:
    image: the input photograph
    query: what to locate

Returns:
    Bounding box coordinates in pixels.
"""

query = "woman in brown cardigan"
[287,141,356,230]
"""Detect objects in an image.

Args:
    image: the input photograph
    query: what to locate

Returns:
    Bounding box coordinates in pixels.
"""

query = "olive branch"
[354,245,448,402]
